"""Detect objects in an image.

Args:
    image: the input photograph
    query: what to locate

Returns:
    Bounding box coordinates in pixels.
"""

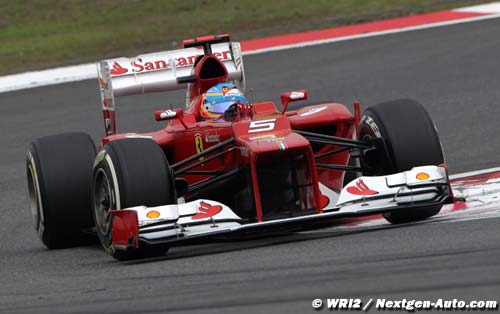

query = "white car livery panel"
[336,166,448,206]
[125,200,242,241]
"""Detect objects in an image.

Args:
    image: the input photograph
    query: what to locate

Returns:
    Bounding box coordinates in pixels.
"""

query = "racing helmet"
[200,83,248,119]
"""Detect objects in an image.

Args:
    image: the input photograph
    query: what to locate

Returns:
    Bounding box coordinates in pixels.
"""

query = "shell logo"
[416,172,430,181]
[146,210,161,219]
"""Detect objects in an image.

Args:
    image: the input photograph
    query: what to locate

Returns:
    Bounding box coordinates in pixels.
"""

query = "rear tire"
[92,138,175,260]
[359,99,444,224]
[26,132,96,248]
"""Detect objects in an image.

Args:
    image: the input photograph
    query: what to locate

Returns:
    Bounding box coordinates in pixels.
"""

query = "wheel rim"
[93,168,114,235]
[27,164,41,230]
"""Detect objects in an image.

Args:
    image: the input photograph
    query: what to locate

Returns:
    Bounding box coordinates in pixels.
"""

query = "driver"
[200,83,248,120]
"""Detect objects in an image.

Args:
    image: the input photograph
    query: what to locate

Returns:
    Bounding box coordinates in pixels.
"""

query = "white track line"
[1,3,500,94]
[0,63,97,94]
[455,2,500,13]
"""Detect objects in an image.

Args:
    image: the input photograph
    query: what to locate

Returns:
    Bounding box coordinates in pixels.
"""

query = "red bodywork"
[101,35,358,223]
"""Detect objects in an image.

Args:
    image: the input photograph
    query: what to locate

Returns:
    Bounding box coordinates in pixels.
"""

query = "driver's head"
[200,83,248,120]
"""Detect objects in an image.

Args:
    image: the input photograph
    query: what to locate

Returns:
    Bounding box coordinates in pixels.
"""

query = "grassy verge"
[0,0,493,74]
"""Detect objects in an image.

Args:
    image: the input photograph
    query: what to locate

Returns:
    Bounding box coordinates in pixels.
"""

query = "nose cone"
[232,116,311,154]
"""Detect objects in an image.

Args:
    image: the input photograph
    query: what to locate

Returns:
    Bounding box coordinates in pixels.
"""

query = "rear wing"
[97,38,245,135]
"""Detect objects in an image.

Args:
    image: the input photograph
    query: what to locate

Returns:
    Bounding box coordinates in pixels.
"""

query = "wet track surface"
[1,18,500,313]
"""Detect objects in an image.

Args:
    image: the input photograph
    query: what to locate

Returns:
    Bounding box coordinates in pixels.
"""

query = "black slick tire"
[358,99,444,224]
[26,132,96,248]
[92,138,175,260]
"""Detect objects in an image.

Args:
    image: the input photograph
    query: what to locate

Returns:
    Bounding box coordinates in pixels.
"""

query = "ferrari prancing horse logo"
[195,133,204,161]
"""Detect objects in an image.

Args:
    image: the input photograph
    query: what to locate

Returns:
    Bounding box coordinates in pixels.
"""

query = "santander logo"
[191,201,222,220]
[108,50,232,76]
[346,179,379,196]
[110,62,128,75]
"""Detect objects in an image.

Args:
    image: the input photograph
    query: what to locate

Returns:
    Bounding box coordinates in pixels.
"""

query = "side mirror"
[155,108,182,121]
[280,90,308,114]
[155,108,187,128]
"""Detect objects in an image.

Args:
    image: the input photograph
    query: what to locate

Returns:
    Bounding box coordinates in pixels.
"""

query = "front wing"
[111,166,451,250]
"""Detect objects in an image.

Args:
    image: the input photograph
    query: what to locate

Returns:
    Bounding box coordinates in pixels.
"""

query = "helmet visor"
[209,101,237,114]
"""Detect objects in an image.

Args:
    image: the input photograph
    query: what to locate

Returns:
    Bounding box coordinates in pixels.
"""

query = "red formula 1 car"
[26,35,452,260]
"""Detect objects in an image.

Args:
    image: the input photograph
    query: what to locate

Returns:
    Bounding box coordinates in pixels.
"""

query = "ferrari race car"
[26,34,452,260]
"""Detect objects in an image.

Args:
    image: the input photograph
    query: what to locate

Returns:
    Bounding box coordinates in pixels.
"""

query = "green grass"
[0,0,493,74]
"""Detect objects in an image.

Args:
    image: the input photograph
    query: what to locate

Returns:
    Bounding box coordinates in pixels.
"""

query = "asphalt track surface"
[1,18,500,314]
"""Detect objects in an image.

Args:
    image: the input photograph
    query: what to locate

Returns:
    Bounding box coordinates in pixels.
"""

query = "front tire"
[359,99,444,224]
[26,132,96,248]
[92,138,175,260]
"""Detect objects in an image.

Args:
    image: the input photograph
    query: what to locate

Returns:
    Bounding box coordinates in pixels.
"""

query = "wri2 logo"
[311,298,498,312]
